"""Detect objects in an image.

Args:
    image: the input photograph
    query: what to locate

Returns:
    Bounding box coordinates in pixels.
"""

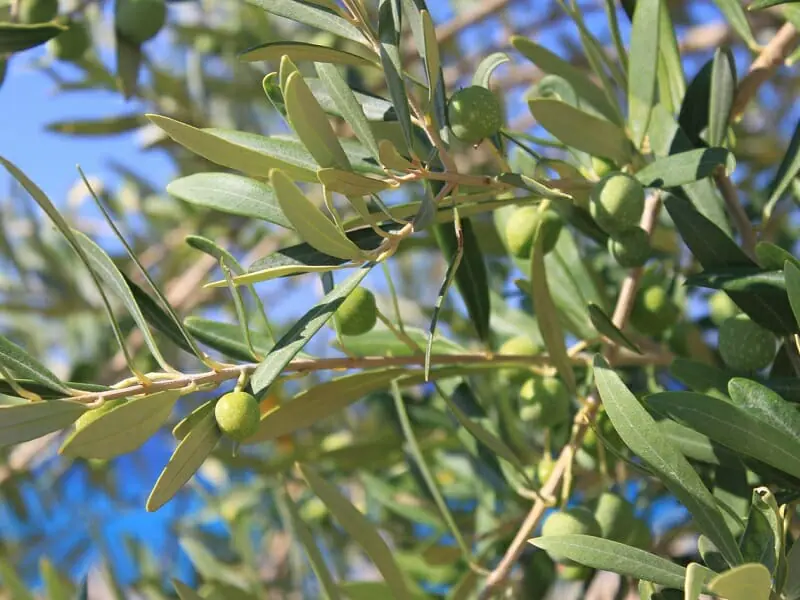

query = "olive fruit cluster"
[540,492,650,579]
[718,314,777,372]
[214,391,260,441]
[447,86,503,144]
[335,287,378,337]
[505,206,563,259]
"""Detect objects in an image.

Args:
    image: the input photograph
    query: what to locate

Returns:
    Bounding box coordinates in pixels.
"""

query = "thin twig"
[714,168,758,258]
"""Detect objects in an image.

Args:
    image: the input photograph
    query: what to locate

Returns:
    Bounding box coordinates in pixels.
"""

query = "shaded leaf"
[184,317,272,362]
[708,48,737,146]
[785,261,800,329]
[594,357,742,565]
[60,390,181,459]
[421,10,441,105]
[245,0,367,43]
[635,148,735,188]
[115,35,142,99]
[378,0,414,154]
[530,535,686,588]
[167,173,293,228]
[0,334,71,395]
[173,580,205,600]
[0,400,87,448]
[146,408,221,511]
[241,41,376,66]
[756,242,800,271]
[711,0,758,48]
[45,113,145,136]
[299,464,411,598]
[738,488,782,576]
[765,119,800,219]
[588,303,641,354]
[0,21,65,53]
[627,0,660,148]
[317,169,391,195]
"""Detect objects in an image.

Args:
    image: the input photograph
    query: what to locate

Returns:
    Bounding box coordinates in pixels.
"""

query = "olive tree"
[3,0,800,598]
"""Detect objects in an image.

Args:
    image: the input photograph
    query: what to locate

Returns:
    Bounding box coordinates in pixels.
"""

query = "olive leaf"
[240,41,377,66]
[0,400,88,448]
[0,21,66,54]
[627,0,660,148]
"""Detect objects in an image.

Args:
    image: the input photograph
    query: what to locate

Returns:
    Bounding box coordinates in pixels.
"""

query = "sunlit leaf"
[0,334,71,396]
[764,119,800,220]
[711,0,758,48]
[708,48,737,146]
[627,0,660,148]
[635,148,735,188]
[245,0,367,44]
[240,41,376,66]
[707,563,771,600]
[0,400,87,448]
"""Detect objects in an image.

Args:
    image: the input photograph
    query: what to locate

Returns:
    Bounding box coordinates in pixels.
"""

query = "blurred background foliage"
[1,0,800,598]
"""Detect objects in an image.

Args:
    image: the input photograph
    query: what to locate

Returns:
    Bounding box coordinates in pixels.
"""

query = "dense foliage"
[4,0,800,598]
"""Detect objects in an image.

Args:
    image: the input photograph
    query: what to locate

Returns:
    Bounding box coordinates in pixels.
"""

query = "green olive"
[590,173,645,234]
[505,206,562,259]
[214,391,260,441]
[718,314,777,372]
[519,376,571,428]
[630,285,679,336]
[557,563,593,581]
[608,226,650,268]
[593,492,636,542]
[115,0,167,44]
[47,20,91,61]
[708,291,739,326]
[541,507,602,565]
[335,287,378,337]
[537,454,555,485]
[19,0,58,23]
[497,335,541,382]
[447,86,503,144]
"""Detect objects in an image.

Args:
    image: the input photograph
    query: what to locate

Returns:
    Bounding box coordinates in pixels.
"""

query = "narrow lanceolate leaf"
[635,148,735,188]
[421,10,441,105]
[173,400,215,441]
[707,563,771,600]
[299,464,410,599]
[317,169,391,196]
[248,369,406,443]
[245,0,367,44]
[472,52,510,88]
[654,1,685,114]
[757,242,800,271]
[0,334,71,395]
[528,99,632,164]
[588,304,641,354]
[45,113,145,136]
[270,169,363,261]
[0,401,87,448]
[147,115,317,182]
[728,378,800,447]
[282,71,350,171]
[738,488,782,576]
[172,580,204,600]
[60,390,181,459]
[785,261,800,329]
[250,266,371,394]
[685,563,713,600]
[115,35,142,99]
[708,48,737,146]
[378,0,414,154]
[167,173,293,228]
[647,391,800,481]
[74,231,172,371]
[316,62,380,161]
[764,119,800,220]
[711,0,758,49]
[146,408,221,511]
[531,212,575,392]
[184,317,272,362]
[240,41,376,67]
[434,219,491,343]
[627,0,660,148]
[511,36,620,123]
[0,21,65,53]
[594,357,743,566]
[530,535,687,588]
[284,490,342,600]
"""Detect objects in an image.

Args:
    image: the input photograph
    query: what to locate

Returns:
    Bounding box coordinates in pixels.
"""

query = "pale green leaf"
[635,148,735,188]
[711,0,758,48]
[708,48,737,147]
[421,10,440,105]
[707,563,771,600]
[173,580,205,600]
[172,400,215,441]
[627,0,660,148]
[245,0,367,44]
[0,334,71,396]
[60,390,181,459]
[317,169,391,196]
[472,52,509,88]
[241,41,377,66]
[0,400,87,448]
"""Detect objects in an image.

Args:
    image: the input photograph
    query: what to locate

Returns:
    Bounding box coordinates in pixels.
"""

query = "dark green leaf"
[755,242,800,271]
[708,48,737,146]
[529,535,687,588]
[686,269,785,293]
[434,219,490,342]
[635,148,735,188]
[184,317,272,362]
[60,390,181,459]
[595,357,743,565]
[167,173,292,228]
[786,261,800,329]
[0,334,71,396]
[627,0,660,148]
[588,303,641,354]
[0,400,87,448]
[728,378,800,446]
[45,113,145,136]
[0,21,65,53]
[378,0,414,155]
[765,119,800,219]
[250,266,372,394]
[146,408,221,511]
[738,488,782,576]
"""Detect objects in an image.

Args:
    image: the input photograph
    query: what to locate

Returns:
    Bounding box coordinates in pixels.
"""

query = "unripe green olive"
[718,314,777,372]
[75,399,126,431]
[537,454,555,485]
[541,507,602,565]
[447,86,503,144]
[593,492,636,542]
[214,391,260,441]
[497,335,541,382]
[590,173,645,234]
[708,291,739,326]
[519,376,571,428]
[608,226,650,268]
[47,20,91,61]
[335,287,377,337]
[557,563,593,581]
[505,206,562,259]
[19,0,58,23]
[115,0,166,44]
[630,285,679,336]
